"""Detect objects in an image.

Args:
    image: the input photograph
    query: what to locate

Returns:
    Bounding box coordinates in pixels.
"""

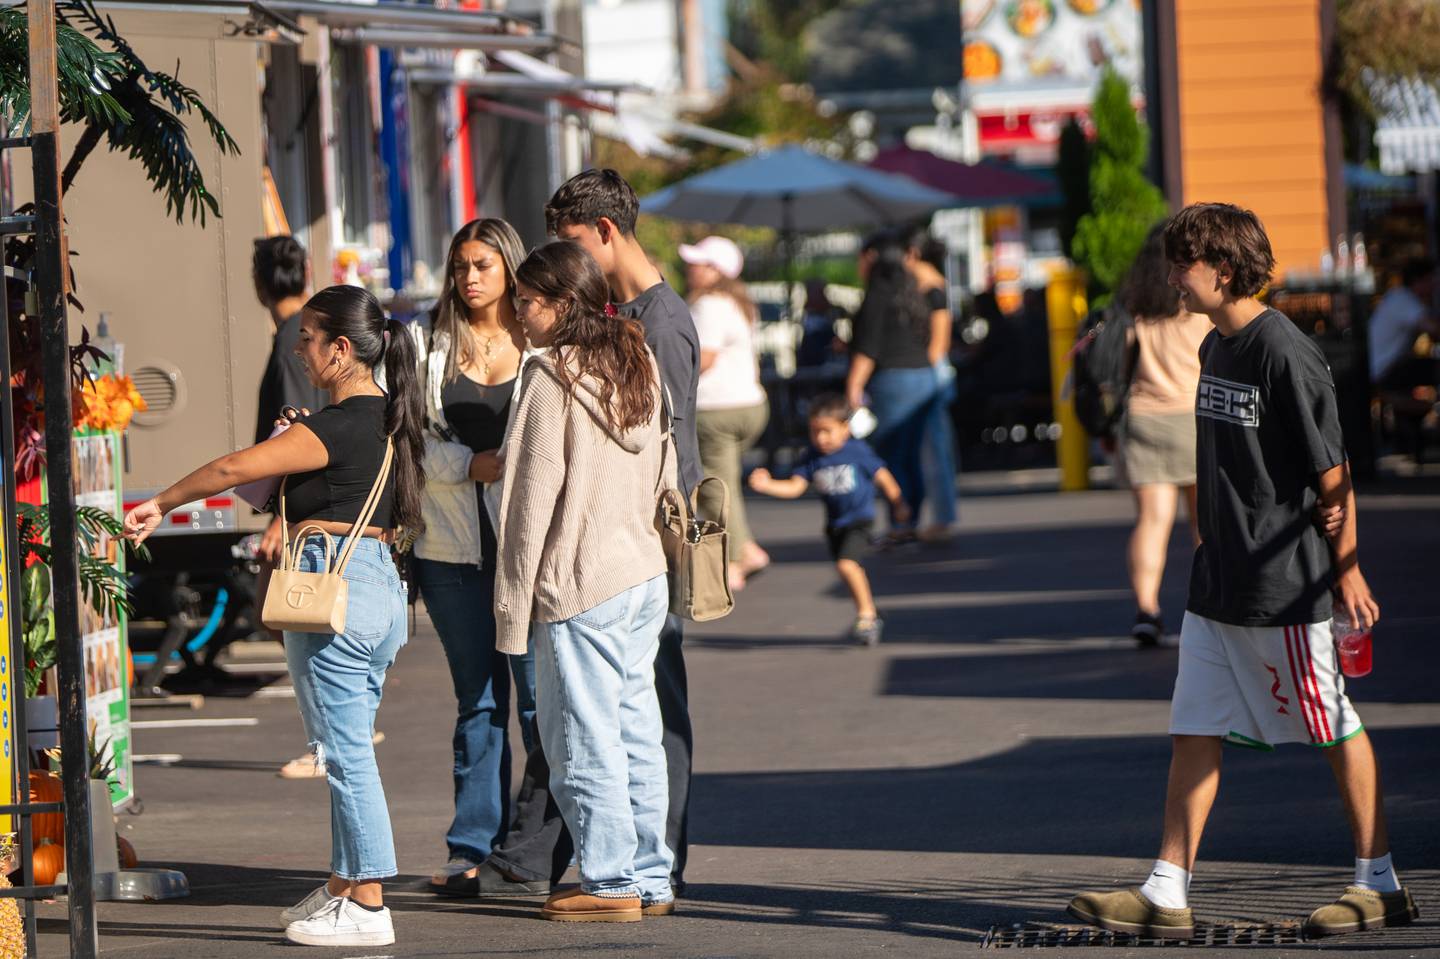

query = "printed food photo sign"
[71,431,133,809]
[963,0,1143,90]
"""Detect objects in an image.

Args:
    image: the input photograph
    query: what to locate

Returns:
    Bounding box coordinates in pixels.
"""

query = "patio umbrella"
[866,145,1060,208]
[640,145,955,317]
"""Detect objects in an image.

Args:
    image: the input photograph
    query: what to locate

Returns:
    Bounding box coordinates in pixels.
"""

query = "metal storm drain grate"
[982,922,1307,948]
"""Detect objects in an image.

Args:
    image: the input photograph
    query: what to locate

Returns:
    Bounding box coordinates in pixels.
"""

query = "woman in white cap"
[681,236,770,591]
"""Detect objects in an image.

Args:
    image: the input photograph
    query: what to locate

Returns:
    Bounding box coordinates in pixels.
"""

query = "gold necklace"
[475,330,509,377]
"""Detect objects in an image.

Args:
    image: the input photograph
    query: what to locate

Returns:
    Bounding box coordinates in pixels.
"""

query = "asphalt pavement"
[33,469,1440,957]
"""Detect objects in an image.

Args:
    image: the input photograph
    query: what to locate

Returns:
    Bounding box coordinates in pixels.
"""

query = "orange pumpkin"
[116,837,137,869]
[32,841,63,886]
[27,772,64,847]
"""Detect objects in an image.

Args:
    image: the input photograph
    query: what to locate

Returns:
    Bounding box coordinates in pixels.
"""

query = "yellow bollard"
[1046,269,1090,492]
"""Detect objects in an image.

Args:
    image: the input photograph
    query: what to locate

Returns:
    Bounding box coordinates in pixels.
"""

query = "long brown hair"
[688,275,757,324]
[516,241,656,433]
[432,218,526,384]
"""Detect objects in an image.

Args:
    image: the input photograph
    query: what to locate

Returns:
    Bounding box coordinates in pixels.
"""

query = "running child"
[748,394,909,645]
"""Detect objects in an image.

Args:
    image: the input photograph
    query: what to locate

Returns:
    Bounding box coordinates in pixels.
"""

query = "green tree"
[1071,69,1166,300]
[0,0,235,478]
[1331,0,1440,119]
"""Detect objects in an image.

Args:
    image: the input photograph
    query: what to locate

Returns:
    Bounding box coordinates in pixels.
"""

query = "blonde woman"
[1115,225,1210,645]
[406,219,546,895]
[680,236,769,590]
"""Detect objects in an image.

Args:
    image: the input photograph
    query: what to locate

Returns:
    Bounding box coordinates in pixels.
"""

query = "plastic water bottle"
[1352,232,1369,273]
[1332,610,1373,679]
[1335,235,1351,276]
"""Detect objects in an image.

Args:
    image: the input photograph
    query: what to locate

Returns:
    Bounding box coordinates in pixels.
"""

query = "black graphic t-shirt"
[1188,309,1347,627]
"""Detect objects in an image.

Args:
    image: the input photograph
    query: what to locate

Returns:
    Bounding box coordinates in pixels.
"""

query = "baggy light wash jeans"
[284,535,408,882]
[532,573,673,901]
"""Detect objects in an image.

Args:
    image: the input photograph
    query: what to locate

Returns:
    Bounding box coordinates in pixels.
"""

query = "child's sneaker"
[851,616,884,647]
[284,897,395,947]
[1132,611,1164,647]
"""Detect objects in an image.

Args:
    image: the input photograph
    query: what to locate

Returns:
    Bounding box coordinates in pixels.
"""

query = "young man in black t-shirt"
[1068,204,1417,939]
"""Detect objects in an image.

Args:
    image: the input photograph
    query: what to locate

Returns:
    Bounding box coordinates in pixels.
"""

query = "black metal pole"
[0,242,38,959]
[29,0,97,952]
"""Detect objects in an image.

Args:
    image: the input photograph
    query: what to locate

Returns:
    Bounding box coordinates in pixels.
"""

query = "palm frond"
[57,0,239,224]
[0,7,130,135]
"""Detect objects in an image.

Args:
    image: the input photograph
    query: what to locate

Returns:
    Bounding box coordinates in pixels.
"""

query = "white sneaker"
[279,884,342,928]
[284,897,394,947]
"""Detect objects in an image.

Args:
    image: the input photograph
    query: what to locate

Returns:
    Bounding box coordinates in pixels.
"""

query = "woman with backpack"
[1115,225,1210,645]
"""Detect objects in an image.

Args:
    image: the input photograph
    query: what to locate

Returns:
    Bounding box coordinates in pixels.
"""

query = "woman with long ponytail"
[123,285,422,948]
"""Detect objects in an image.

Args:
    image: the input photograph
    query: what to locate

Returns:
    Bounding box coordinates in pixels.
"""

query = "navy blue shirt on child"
[793,438,887,529]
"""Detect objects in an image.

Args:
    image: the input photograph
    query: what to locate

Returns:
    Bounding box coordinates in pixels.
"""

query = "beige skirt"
[1119,411,1196,487]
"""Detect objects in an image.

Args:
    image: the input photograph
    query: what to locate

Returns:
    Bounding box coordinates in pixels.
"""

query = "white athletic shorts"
[1169,612,1363,749]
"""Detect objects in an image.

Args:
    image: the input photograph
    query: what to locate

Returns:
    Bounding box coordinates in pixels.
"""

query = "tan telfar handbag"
[262,438,395,634]
[656,391,734,622]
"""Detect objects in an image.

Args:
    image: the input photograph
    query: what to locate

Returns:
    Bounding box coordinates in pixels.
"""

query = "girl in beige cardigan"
[496,241,676,922]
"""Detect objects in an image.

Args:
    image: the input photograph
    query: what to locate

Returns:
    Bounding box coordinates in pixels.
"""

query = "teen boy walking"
[1068,203,1418,939]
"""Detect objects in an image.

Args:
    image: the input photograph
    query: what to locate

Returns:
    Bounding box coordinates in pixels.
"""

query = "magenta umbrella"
[867,145,1059,208]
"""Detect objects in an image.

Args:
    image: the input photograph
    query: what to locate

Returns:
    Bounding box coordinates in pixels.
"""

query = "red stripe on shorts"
[1284,626,1319,743]
[1301,624,1335,743]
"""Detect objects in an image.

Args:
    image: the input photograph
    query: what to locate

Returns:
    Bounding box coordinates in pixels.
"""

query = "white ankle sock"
[1355,854,1400,892]
[1139,860,1191,909]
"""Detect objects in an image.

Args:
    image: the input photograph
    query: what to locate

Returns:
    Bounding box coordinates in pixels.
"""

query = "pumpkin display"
[28,771,64,847]
[31,841,63,886]
[116,837,138,869]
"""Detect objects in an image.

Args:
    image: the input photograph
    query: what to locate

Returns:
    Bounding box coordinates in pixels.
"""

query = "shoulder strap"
[335,437,395,575]
[276,438,395,575]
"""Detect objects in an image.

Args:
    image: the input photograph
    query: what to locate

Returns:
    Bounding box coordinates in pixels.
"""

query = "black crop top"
[283,395,395,528]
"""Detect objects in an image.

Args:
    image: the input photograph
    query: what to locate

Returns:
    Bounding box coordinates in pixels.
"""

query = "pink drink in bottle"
[1332,610,1373,679]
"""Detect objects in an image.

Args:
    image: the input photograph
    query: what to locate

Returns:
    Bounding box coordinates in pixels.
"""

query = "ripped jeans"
[284,535,408,881]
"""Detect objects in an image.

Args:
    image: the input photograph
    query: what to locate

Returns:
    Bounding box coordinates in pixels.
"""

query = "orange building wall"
[1174,0,1331,278]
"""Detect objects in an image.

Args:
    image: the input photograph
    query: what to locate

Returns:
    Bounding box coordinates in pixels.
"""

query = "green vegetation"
[1069,69,1166,301]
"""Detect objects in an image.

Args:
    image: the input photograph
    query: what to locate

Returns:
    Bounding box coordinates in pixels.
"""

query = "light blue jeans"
[922,361,959,526]
[532,574,673,902]
[285,536,408,882]
[868,365,943,527]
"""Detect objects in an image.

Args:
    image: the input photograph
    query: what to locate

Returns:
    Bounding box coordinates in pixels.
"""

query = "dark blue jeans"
[415,557,537,863]
[868,366,942,526]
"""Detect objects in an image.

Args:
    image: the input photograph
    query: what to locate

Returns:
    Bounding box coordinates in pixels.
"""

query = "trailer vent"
[132,363,184,425]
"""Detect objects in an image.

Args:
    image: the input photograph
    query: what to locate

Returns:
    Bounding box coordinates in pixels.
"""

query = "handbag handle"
[276,437,396,574]
[691,476,729,530]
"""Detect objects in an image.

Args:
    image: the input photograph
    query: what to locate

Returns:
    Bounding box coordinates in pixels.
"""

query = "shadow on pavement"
[690,728,1440,867]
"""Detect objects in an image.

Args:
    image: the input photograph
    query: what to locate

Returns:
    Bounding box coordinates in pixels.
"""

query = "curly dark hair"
[1162,203,1275,298]
[545,168,639,236]
[1120,223,1182,319]
[516,241,656,433]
